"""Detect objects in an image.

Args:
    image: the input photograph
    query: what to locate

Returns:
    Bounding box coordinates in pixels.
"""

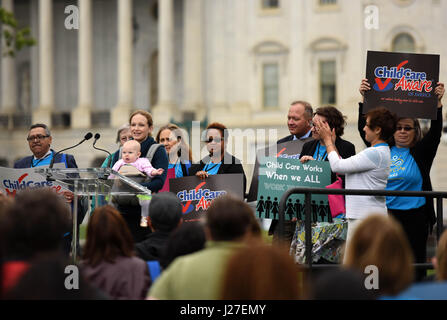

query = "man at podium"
[13,123,87,255]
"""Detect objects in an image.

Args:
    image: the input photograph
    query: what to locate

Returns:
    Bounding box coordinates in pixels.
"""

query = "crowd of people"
[0,78,446,300]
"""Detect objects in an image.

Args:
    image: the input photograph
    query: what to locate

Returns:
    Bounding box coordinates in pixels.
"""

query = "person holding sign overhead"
[190,122,246,196]
[359,79,444,275]
[315,106,397,252]
[299,106,356,184]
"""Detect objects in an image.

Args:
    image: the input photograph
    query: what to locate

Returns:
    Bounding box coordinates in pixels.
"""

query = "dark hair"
[4,253,104,300]
[291,101,313,119]
[83,205,135,267]
[365,107,397,141]
[160,222,206,269]
[309,268,377,300]
[0,188,71,260]
[315,106,347,137]
[221,244,304,299]
[29,123,51,137]
[148,192,183,233]
[206,194,254,241]
[206,122,228,143]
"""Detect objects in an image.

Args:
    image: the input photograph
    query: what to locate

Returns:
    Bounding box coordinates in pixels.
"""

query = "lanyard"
[31,151,53,167]
[204,162,220,173]
[315,142,328,161]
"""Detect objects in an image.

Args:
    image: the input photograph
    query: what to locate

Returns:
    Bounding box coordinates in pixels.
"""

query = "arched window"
[392,33,416,53]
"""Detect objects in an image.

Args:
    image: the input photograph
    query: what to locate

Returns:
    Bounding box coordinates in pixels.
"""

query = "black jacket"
[358,103,443,231]
[277,134,296,144]
[135,231,171,262]
[189,152,247,196]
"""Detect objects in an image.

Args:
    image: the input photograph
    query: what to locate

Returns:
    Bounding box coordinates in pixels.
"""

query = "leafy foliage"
[1,7,36,57]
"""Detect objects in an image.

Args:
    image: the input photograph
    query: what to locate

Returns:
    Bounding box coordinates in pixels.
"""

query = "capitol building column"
[33,0,54,126]
[72,0,93,128]
[152,0,176,124]
[111,0,133,127]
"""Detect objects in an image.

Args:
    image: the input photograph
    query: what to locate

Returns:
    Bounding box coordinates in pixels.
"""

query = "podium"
[36,167,151,261]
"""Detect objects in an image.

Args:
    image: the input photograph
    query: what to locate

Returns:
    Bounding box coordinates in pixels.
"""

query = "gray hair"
[290,100,313,119]
[29,123,51,137]
[116,124,130,144]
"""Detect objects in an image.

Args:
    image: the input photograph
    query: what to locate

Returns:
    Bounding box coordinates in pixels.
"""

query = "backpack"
[112,143,162,207]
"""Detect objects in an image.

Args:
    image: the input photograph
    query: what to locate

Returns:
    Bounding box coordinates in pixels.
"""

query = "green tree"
[0,7,36,57]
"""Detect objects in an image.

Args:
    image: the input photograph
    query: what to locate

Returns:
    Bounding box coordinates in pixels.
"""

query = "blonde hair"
[344,214,414,295]
[122,140,141,153]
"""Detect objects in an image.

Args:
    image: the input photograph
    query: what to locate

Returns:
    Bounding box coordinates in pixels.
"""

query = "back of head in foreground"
[83,205,135,267]
[221,244,304,300]
[343,214,414,296]
[0,188,71,261]
[205,194,256,242]
[148,192,182,233]
[435,229,447,281]
[160,221,206,269]
[5,253,105,300]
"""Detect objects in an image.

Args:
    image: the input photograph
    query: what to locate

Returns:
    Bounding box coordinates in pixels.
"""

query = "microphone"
[48,132,93,174]
[92,133,112,167]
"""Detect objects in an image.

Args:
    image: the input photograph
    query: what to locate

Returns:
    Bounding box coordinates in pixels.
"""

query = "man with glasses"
[14,123,87,256]
[14,124,78,169]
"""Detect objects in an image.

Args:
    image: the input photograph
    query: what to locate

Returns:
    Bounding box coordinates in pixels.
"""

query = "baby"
[111,140,164,227]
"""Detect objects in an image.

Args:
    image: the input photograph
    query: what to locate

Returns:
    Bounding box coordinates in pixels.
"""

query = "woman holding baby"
[109,110,169,242]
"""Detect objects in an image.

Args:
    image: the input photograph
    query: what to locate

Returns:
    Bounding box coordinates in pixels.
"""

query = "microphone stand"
[92,133,112,179]
[47,132,93,181]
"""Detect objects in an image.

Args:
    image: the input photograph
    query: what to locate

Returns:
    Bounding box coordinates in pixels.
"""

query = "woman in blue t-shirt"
[359,79,445,271]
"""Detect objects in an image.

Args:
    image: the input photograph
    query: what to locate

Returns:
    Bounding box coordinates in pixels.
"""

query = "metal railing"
[279,187,447,270]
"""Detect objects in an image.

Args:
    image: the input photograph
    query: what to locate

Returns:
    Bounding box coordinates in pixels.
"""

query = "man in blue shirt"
[14,123,87,256]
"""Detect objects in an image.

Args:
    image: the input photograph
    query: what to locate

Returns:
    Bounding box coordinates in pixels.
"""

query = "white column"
[111,0,133,127]
[183,0,204,121]
[1,0,17,125]
[72,0,93,128]
[210,0,226,116]
[33,0,54,126]
[152,0,175,124]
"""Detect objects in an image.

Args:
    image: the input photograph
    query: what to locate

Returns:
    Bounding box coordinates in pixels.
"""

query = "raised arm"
[358,79,371,147]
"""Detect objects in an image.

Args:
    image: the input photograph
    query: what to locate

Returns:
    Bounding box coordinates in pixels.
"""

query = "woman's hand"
[435,82,445,108]
[359,78,371,100]
[195,171,209,180]
[62,191,74,203]
[300,156,315,164]
[314,117,335,146]
[152,168,164,176]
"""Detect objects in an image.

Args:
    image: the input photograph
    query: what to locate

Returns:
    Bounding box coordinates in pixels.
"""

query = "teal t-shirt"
[386,146,425,210]
[203,162,222,175]
[312,142,328,161]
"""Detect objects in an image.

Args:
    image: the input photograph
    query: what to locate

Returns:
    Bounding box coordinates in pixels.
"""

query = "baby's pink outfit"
[112,157,155,177]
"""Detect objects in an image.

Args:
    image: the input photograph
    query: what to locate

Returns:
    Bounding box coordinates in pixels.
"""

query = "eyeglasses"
[396,126,415,132]
[27,135,50,142]
[205,137,222,144]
